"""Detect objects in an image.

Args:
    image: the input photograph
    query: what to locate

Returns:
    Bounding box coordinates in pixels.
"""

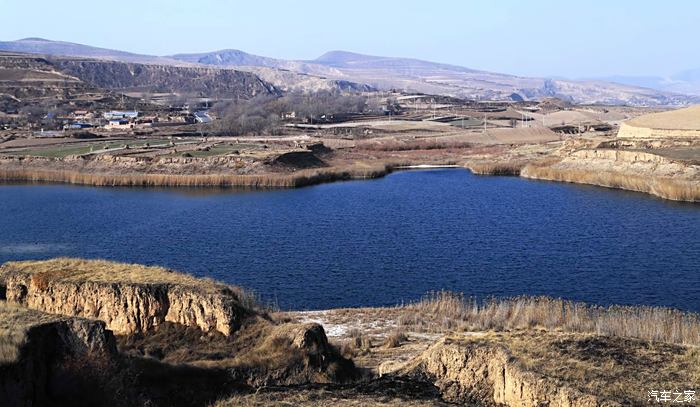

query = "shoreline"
[0,162,698,203]
[520,165,700,202]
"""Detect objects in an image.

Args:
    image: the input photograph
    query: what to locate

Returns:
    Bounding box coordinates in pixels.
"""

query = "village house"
[103,111,139,120]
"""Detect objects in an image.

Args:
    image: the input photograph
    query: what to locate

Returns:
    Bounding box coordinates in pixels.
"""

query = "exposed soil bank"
[0,259,252,335]
[0,259,360,406]
[400,337,614,406]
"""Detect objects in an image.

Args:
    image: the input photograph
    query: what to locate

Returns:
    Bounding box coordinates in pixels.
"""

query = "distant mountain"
[592,76,670,91]
[313,50,478,73]
[175,49,694,105]
[593,70,700,96]
[0,37,182,65]
[0,38,696,106]
[172,49,284,69]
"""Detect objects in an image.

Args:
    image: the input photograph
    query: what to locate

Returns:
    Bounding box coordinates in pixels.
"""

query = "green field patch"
[449,118,484,129]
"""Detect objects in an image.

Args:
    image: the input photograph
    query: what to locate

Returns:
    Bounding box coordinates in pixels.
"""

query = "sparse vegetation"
[212,90,368,136]
[0,302,64,364]
[211,376,448,407]
[383,331,408,348]
[476,331,700,406]
[2,258,257,302]
[397,291,700,345]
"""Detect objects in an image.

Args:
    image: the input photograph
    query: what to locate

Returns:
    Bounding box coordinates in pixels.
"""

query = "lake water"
[0,169,698,311]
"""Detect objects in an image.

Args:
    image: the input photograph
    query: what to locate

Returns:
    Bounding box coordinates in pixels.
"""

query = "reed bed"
[357,138,473,152]
[466,161,524,176]
[521,165,700,202]
[398,291,700,346]
[0,165,394,189]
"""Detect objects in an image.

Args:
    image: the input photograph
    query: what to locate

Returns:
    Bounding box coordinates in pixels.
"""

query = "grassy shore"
[399,291,700,345]
[465,162,524,176]
[0,164,395,189]
[2,158,697,204]
[521,165,700,202]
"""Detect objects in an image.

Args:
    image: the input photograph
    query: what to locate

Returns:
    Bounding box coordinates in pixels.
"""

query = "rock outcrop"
[402,337,619,407]
[0,259,252,336]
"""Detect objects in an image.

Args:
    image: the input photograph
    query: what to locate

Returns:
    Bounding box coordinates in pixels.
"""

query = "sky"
[1,0,698,78]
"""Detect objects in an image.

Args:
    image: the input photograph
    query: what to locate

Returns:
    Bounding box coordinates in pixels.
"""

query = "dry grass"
[357,138,473,152]
[521,165,700,202]
[0,164,393,189]
[0,302,63,364]
[344,328,372,355]
[466,161,524,176]
[211,376,449,407]
[397,291,700,346]
[1,258,259,308]
[383,331,408,349]
[478,331,700,405]
[626,104,700,130]
[212,390,447,407]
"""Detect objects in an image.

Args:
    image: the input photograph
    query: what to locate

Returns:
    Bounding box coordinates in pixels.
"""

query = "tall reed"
[466,162,524,176]
[399,291,700,346]
[0,165,394,189]
[521,165,700,202]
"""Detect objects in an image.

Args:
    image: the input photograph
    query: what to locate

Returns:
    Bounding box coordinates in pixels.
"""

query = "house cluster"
[61,110,212,131]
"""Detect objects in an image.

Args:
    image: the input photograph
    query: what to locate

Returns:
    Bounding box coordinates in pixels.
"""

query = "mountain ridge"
[0,38,697,105]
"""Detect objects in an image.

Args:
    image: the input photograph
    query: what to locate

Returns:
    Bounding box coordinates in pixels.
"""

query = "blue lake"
[0,169,698,311]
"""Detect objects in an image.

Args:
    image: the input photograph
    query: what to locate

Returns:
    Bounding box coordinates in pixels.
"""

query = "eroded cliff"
[0,258,252,335]
[400,337,619,407]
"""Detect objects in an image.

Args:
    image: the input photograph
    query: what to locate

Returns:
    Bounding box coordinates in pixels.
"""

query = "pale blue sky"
[1,0,698,78]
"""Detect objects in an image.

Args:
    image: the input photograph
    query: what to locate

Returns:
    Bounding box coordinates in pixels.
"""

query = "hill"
[594,68,700,96]
[0,37,183,65]
[0,51,278,107]
[0,38,695,105]
[172,48,695,106]
[624,104,700,131]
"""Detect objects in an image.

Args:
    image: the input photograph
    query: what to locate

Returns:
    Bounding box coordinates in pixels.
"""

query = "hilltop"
[625,104,700,131]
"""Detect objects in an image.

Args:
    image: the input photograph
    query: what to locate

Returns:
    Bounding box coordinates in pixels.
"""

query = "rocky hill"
[53,58,278,96]
[0,51,278,103]
[1,38,696,105]
[172,48,695,106]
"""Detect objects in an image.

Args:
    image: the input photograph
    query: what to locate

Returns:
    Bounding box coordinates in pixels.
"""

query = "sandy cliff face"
[0,263,249,336]
[403,338,618,407]
[561,148,698,179]
[520,146,700,201]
